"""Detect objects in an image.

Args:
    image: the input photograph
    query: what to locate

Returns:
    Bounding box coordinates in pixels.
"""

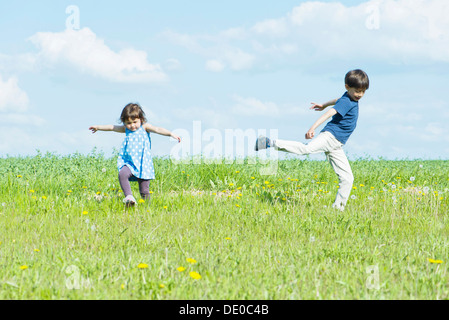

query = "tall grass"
[0,152,448,299]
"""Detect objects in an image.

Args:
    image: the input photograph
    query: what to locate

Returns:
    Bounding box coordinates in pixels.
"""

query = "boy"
[255,69,369,211]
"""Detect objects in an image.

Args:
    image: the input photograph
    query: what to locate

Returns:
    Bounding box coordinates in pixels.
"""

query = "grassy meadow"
[0,151,448,299]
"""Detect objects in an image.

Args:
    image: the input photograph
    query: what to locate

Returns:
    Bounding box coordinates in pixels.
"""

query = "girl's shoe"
[123,195,137,206]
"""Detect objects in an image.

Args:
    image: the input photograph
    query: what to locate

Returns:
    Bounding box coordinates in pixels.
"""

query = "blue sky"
[1,0,448,160]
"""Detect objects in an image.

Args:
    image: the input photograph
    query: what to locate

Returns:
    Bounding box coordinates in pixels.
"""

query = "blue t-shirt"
[321,92,359,145]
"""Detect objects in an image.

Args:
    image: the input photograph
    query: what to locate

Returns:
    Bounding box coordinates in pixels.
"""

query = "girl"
[89,103,181,206]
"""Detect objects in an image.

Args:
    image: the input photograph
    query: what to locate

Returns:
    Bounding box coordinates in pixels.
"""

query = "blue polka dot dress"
[117,125,155,181]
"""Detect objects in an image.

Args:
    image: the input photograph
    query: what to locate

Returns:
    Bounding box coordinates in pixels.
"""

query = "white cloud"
[205,59,225,72]
[232,95,279,116]
[164,58,182,71]
[251,17,289,37]
[0,75,29,112]
[222,49,255,71]
[423,122,449,142]
[163,30,255,71]
[219,27,248,40]
[164,0,449,70]
[29,28,168,83]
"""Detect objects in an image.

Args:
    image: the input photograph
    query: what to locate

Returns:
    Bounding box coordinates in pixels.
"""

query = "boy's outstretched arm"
[143,123,181,143]
[310,98,338,111]
[305,108,337,139]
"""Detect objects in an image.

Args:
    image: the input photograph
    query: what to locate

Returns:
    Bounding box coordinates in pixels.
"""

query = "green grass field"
[1,152,448,299]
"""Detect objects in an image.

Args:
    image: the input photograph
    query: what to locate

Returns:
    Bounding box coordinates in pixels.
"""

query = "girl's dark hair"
[120,103,147,124]
[345,69,369,90]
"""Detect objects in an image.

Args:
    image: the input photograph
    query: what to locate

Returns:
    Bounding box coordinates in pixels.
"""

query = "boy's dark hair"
[120,103,147,124]
[345,69,369,90]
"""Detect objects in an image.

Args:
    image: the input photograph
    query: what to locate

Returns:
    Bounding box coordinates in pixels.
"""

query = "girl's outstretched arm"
[89,125,125,133]
[143,123,181,142]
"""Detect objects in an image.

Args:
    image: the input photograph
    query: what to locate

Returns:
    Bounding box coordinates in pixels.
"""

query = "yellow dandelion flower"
[235,204,240,208]
[225,237,231,240]
[17,175,22,178]
[159,284,165,288]
[251,177,255,180]
[235,171,240,173]
[186,258,197,264]
[138,199,145,203]
[137,263,149,269]
[177,266,186,272]
[34,249,40,252]
[20,265,28,270]
[121,284,125,289]
[82,186,87,189]
[82,211,88,215]
[67,190,72,193]
[428,258,443,264]
[189,271,202,280]
[29,190,35,193]
[42,196,47,200]
[163,206,168,209]
[229,183,234,187]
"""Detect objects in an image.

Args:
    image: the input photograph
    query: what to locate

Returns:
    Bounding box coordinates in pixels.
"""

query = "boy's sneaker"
[123,195,137,206]
[255,135,271,151]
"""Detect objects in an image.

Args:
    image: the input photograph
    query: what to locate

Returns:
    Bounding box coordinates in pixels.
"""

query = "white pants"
[273,131,354,209]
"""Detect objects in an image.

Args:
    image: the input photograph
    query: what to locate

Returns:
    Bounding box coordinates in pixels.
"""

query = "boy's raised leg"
[273,132,340,155]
